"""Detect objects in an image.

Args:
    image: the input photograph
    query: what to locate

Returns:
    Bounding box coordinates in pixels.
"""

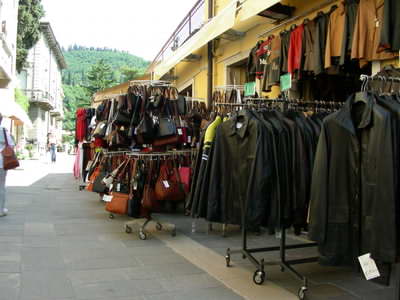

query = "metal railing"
[148,0,206,72]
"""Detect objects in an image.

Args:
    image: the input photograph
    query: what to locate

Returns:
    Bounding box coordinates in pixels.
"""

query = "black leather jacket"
[309,92,397,264]
[207,111,274,228]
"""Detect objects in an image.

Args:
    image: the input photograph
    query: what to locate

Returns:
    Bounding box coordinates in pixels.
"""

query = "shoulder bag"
[2,129,19,170]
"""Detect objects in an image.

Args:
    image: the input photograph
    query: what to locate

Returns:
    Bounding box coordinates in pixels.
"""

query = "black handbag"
[157,117,176,137]
[177,95,187,115]
[136,113,156,144]
[93,169,108,193]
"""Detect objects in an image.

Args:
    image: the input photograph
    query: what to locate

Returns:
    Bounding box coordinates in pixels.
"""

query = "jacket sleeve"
[206,128,223,223]
[308,124,330,244]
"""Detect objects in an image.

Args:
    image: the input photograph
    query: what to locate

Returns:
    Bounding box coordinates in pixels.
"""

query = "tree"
[85,59,116,95]
[120,66,141,81]
[62,85,90,131]
[16,0,45,72]
[15,88,29,112]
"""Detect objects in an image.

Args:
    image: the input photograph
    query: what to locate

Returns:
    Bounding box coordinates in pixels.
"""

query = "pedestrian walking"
[0,113,15,217]
[48,132,57,163]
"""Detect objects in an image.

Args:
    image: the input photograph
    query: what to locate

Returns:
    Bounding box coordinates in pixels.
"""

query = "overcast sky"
[41,0,199,62]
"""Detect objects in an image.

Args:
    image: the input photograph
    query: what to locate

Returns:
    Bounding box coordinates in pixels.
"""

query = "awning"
[0,100,33,128]
[154,0,238,78]
[237,0,281,22]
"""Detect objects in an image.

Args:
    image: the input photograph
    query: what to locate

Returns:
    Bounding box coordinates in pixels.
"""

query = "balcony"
[149,0,205,73]
[0,32,13,87]
[24,89,55,110]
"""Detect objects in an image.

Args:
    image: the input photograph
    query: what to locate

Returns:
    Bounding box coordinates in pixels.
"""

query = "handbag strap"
[3,129,9,147]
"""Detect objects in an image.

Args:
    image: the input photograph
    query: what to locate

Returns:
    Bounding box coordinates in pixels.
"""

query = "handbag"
[93,121,108,138]
[157,117,176,137]
[154,160,185,202]
[141,160,160,211]
[105,192,129,215]
[177,95,187,115]
[2,129,19,170]
[179,166,191,194]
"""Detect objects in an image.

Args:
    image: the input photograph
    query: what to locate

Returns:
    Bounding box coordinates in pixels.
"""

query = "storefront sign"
[280,73,292,91]
[244,82,256,97]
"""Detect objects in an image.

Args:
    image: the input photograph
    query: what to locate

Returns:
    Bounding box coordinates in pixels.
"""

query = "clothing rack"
[360,74,400,82]
[258,0,337,38]
[214,85,244,91]
[129,80,172,87]
[123,148,197,240]
[185,96,206,102]
[97,92,127,101]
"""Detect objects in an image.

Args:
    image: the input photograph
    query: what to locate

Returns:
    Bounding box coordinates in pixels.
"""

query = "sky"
[40,0,199,62]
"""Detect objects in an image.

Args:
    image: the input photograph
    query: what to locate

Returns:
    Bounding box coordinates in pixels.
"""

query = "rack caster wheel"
[139,231,147,240]
[156,223,162,231]
[109,214,114,219]
[298,286,307,300]
[253,270,266,285]
[242,254,246,259]
[125,225,132,234]
[171,228,176,237]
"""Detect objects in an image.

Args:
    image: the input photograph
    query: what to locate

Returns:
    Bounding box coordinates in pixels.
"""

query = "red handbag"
[2,129,19,170]
[154,160,185,202]
[178,166,191,193]
[105,192,129,215]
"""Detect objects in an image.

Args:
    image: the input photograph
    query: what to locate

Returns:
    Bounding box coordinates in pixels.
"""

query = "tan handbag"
[105,192,129,215]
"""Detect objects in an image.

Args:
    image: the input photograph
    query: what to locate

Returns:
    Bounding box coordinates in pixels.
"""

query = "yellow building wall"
[172,0,372,101]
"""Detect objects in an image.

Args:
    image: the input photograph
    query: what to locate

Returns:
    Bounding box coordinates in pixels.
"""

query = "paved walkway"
[1,154,391,300]
[0,155,244,300]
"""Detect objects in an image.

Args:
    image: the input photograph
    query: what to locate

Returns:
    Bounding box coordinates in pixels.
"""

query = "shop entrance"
[227,58,247,86]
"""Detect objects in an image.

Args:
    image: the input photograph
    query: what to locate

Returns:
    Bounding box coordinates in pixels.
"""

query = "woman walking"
[48,132,57,163]
[0,113,15,217]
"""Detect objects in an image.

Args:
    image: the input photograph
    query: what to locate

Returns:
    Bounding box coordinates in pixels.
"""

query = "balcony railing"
[24,89,55,110]
[149,0,205,71]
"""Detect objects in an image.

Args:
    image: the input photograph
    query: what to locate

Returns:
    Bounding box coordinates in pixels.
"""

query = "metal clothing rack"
[129,80,172,87]
[122,149,197,240]
[214,84,244,91]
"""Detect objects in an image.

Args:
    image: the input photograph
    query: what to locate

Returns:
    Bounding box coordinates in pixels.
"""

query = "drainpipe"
[207,0,213,108]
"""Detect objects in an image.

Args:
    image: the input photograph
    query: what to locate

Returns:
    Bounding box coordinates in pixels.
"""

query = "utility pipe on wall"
[207,0,214,108]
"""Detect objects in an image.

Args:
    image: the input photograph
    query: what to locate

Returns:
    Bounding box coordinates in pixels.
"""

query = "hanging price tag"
[236,122,243,129]
[188,136,192,143]
[163,180,170,188]
[133,181,138,190]
[178,128,183,135]
[358,253,380,280]
[103,195,113,202]
[117,183,121,192]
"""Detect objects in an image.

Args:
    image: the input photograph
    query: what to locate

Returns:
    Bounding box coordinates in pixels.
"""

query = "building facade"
[0,0,19,122]
[149,0,399,104]
[20,22,67,155]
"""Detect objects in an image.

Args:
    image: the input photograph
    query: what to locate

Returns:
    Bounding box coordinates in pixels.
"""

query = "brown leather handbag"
[141,161,160,211]
[105,192,129,215]
[2,129,19,170]
[154,160,185,202]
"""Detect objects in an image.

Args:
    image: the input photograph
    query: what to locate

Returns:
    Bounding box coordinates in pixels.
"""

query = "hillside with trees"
[62,46,150,131]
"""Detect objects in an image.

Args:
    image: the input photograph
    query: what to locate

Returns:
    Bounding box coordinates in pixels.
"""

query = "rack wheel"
[225,254,231,267]
[139,231,147,240]
[171,228,176,237]
[156,223,162,231]
[125,225,132,234]
[109,214,114,219]
[298,286,307,300]
[253,270,266,285]
[242,254,246,259]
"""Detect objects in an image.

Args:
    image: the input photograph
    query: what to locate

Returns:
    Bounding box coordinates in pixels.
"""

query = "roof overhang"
[40,22,67,70]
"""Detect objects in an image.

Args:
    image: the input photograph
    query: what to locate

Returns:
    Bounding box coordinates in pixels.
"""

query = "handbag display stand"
[123,150,196,240]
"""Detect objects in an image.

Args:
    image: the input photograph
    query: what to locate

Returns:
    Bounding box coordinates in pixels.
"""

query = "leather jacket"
[309,92,397,264]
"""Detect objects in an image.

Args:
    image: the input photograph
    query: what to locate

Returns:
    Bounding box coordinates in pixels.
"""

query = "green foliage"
[17,0,45,72]
[62,46,149,86]
[85,59,116,95]
[14,88,30,112]
[62,84,90,131]
[61,46,149,132]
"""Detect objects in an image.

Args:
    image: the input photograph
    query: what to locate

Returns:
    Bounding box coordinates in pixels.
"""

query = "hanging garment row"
[309,81,400,271]
[91,84,210,151]
[75,108,96,144]
[188,99,343,234]
[248,0,398,95]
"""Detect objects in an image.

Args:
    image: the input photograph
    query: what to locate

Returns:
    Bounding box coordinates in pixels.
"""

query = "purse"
[93,121,108,138]
[2,129,19,170]
[105,192,129,215]
[154,160,185,202]
[157,117,176,137]
[179,166,191,194]
[141,161,160,211]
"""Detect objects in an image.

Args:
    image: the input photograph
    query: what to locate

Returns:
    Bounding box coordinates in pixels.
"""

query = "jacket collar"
[335,92,374,134]
[229,111,250,138]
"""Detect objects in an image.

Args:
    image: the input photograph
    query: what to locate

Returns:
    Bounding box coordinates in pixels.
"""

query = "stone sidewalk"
[0,155,244,300]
